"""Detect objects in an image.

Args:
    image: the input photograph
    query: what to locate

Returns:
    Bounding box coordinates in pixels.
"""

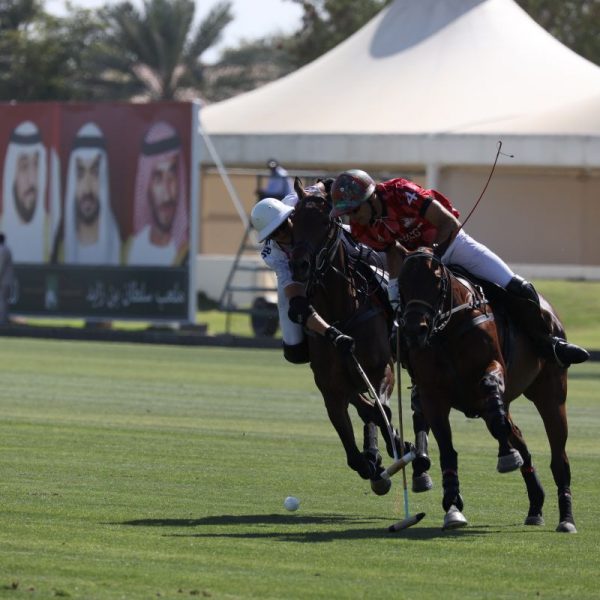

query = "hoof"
[524,515,544,526]
[370,476,392,496]
[497,448,524,473]
[443,505,468,530]
[556,521,577,533]
[412,472,433,493]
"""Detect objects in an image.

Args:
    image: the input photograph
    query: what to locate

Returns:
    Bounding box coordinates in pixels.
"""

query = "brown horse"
[396,244,577,532]
[288,179,407,494]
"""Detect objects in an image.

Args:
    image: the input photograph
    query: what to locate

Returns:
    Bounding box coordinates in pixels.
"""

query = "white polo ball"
[283,496,300,511]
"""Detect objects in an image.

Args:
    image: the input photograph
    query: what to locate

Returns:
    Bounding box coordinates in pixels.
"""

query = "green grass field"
[0,338,598,599]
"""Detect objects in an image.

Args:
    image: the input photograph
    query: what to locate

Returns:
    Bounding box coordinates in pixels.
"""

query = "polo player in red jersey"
[330,169,589,370]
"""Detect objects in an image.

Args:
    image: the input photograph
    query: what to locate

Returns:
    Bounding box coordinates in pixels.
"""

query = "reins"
[401,250,489,336]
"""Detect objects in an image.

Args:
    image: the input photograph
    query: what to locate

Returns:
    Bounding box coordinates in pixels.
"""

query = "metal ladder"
[218,217,279,337]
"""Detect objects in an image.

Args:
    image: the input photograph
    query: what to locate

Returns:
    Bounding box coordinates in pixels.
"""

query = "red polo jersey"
[350,178,460,251]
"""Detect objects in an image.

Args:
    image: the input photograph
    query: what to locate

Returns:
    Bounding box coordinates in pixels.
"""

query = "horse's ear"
[294,177,306,199]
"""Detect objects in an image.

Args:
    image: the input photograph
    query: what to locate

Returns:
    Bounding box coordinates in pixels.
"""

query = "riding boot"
[505,276,589,368]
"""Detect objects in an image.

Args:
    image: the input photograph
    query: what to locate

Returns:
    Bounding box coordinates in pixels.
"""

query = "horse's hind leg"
[324,392,372,480]
[363,422,391,496]
[506,414,545,525]
[526,371,576,533]
[481,364,523,472]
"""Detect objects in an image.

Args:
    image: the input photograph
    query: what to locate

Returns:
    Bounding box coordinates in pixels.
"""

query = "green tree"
[0,1,110,101]
[83,0,233,101]
[203,36,294,101]
[516,0,599,66]
[0,0,54,100]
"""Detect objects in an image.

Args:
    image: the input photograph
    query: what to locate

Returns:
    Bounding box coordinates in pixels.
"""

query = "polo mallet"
[351,355,424,532]
[387,323,426,532]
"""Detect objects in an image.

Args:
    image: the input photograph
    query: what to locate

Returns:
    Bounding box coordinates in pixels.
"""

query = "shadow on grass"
[169,525,497,542]
[112,513,501,542]
[116,513,380,527]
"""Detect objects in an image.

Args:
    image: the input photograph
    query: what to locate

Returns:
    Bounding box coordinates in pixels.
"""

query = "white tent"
[201,0,600,169]
[197,0,600,283]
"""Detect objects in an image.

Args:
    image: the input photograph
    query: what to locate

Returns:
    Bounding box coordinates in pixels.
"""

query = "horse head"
[398,245,448,349]
[289,177,336,284]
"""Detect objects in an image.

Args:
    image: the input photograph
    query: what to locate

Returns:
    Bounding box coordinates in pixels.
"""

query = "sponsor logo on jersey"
[399,223,424,243]
[405,191,418,205]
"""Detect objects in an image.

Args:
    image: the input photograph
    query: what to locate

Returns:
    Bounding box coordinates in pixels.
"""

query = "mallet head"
[388,511,426,533]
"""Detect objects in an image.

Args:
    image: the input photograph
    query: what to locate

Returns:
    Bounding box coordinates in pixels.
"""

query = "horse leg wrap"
[363,422,377,452]
[411,387,430,434]
[413,430,431,475]
[362,423,382,467]
[521,466,545,516]
[558,489,575,525]
[481,372,510,443]
[442,469,464,512]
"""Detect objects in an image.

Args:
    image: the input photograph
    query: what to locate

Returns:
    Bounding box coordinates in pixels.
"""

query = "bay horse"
[288,179,406,494]
[396,244,577,532]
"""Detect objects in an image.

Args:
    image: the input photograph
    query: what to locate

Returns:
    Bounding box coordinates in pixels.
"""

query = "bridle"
[400,250,450,337]
[290,196,346,293]
[400,250,487,341]
[290,194,385,308]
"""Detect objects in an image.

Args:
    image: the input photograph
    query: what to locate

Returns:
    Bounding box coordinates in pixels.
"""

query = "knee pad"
[283,340,310,364]
[507,275,539,304]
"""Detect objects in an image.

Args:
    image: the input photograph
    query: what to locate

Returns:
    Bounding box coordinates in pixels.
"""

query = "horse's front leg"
[322,391,372,480]
[480,363,524,473]
[423,399,468,529]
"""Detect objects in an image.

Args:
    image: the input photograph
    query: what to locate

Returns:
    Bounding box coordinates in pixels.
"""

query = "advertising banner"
[0,101,198,322]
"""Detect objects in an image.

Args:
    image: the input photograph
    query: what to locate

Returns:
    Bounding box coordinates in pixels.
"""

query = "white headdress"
[1,121,48,263]
[63,122,120,265]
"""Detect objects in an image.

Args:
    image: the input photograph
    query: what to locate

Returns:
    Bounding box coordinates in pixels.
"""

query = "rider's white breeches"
[442,229,515,288]
[278,284,305,345]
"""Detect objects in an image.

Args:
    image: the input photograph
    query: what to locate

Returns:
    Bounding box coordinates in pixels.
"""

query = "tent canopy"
[200,0,600,167]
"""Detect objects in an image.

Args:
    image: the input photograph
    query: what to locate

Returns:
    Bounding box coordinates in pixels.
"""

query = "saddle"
[445,264,518,369]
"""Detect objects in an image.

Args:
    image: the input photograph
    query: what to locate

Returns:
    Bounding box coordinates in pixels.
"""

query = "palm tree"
[85,0,233,101]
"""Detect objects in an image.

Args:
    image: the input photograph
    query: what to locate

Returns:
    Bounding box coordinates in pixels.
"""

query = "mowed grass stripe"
[0,338,598,599]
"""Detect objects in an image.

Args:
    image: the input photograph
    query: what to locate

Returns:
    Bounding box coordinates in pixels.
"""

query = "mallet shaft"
[380,450,415,480]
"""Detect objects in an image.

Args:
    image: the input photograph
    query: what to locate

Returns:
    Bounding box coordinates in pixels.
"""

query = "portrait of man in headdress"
[1,121,49,262]
[61,122,120,265]
[126,121,189,266]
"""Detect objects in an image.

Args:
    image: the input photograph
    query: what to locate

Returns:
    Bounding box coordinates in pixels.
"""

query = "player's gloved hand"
[325,326,355,354]
[288,295,315,325]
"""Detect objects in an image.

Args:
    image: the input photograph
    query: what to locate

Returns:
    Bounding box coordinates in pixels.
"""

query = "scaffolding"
[218,217,279,337]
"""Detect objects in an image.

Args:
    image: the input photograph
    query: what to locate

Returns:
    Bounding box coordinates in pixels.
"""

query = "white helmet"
[251,197,294,242]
